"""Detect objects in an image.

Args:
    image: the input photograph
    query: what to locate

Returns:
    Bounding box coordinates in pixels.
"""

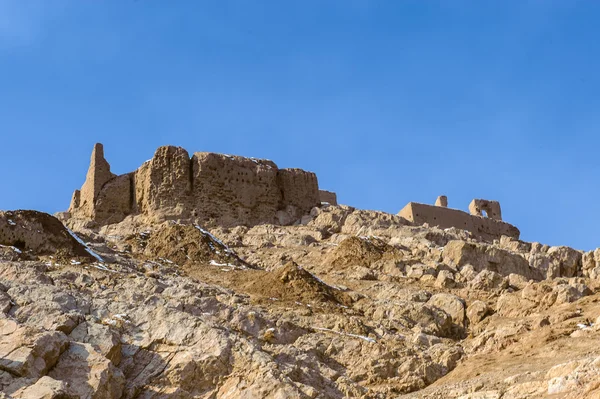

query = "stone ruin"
[319,190,338,206]
[398,196,520,241]
[67,143,338,227]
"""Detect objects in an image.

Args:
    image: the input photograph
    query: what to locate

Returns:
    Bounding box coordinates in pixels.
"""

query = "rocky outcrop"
[0,210,94,261]
[68,144,324,227]
[443,240,543,280]
[3,203,600,397]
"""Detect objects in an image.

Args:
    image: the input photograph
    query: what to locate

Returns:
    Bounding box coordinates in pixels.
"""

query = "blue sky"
[1,1,599,250]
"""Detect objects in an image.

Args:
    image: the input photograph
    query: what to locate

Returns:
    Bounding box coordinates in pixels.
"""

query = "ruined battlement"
[398,196,520,241]
[68,143,328,227]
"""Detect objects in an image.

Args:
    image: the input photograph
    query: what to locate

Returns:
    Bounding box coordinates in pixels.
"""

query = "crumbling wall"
[69,143,114,218]
[435,196,448,207]
[469,199,502,220]
[68,144,323,227]
[134,146,192,219]
[319,190,338,206]
[277,168,320,214]
[191,152,281,226]
[398,202,519,241]
[94,174,132,225]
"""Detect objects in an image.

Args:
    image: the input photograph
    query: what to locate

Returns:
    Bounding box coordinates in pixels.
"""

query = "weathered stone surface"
[11,376,75,399]
[0,320,68,378]
[546,246,582,278]
[277,168,320,215]
[94,174,132,225]
[427,293,466,332]
[49,342,125,399]
[68,144,324,228]
[9,147,600,398]
[191,152,281,226]
[71,143,114,218]
[466,300,488,325]
[468,199,502,220]
[319,190,338,206]
[469,270,507,291]
[443,240,542,280]
[135,146,192,220]
[69,322,122,366]
[0,210,93,260]
[398,201,519,241]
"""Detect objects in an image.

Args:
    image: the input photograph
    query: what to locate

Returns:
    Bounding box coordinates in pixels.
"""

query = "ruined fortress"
[67,144,519,241]
[67,143,336,227]
[398,196,520,241]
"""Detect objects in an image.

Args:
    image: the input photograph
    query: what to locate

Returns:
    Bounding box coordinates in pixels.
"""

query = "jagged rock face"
[68,144,321,227]
[2,208,600,397]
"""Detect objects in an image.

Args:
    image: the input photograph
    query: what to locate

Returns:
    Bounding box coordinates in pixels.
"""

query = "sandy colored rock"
[7,153,600,398]
[443,240,542,280]
[466,300,489,325]
[49,342,125,399]
[126,223,248,268]
[324,236,403,269]
[0,210,94,261]
[0,320,68,378]
[11,376,76,399]
[427,293,466,335]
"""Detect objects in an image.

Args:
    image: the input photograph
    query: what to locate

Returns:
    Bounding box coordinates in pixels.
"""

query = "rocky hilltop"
[1,146,600,398]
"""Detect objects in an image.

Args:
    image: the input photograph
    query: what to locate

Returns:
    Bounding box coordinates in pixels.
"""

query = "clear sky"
[1,1,599,250]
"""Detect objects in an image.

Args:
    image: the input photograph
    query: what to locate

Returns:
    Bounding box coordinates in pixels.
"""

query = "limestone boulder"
[546,246,582,278]
[0,319,68,378]
[582,248,600,279]
[443,240,542,280]
[49,342,125,399]
[469,270,507,291]
[341,209,411,236]
[69,321,122,365]
[307,205,354,235]
[427,293,467,336]
[466,300,489,325]
[435,270,456,288]
[11,376,76,399]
